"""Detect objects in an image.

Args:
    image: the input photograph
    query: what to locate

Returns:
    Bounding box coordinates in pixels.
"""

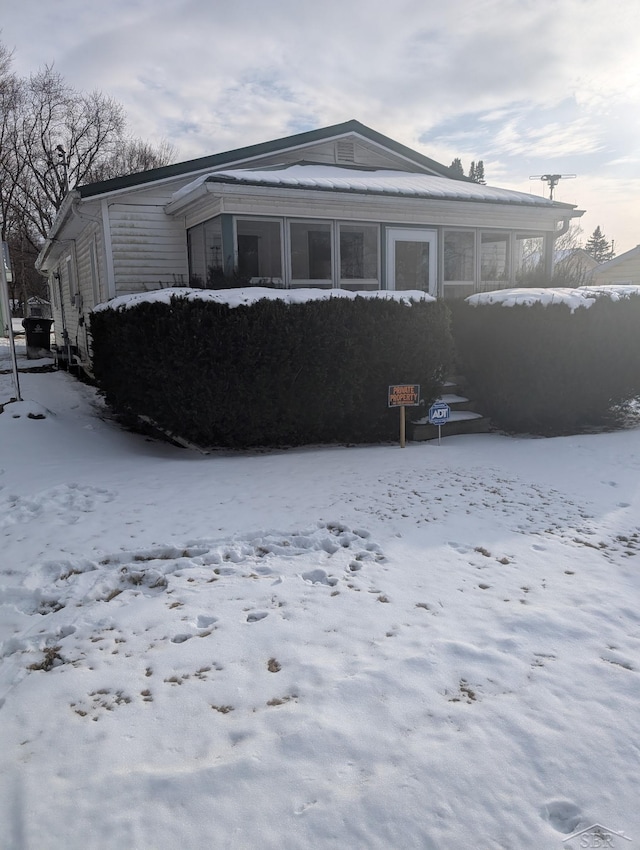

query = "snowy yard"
[1,347,639,848]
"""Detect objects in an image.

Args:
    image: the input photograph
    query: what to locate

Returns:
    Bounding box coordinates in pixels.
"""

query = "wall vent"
[335,140,356,163]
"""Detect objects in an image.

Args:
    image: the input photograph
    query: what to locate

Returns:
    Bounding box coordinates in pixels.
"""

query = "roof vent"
[335,140,355,163]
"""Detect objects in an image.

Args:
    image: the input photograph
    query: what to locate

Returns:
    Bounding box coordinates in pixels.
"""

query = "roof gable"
[77,120,459,199]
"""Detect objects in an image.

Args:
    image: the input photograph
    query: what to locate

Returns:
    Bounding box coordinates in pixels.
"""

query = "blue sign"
[428,402,450,425]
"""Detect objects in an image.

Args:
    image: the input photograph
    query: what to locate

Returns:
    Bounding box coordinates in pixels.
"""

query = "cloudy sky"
[3,0,639,252]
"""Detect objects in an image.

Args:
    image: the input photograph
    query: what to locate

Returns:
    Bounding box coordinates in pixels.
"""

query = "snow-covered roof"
[94,286,436,313]
[169,164,565,209]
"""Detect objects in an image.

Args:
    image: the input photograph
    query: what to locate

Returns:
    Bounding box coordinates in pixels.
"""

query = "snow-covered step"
[413,409,483,426]
[437,393,469,405]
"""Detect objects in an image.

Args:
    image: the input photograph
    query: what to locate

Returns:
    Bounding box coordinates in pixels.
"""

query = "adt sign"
[428,402,450,425]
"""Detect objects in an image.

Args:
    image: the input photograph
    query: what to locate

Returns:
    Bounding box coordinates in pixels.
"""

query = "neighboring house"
[586,244,640,287]
[26,296,52,318]
[36,119,583,369]
[554,248,600,280]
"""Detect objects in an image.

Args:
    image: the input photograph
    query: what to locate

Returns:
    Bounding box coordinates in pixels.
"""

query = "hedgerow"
[90,292,453,448]
[449,294,640,435]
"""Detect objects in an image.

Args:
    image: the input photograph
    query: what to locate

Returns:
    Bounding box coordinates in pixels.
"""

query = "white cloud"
[2,0,640,250]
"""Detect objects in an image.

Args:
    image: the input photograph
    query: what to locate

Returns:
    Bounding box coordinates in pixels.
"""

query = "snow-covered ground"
[1,341,639,849]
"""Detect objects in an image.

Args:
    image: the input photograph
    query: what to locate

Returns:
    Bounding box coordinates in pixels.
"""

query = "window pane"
[236,220,282,280]
[444,231,474,281]
[395,241,430,291]
[204,219,223,277]
[339,224,378,284]
[516,234,544,284]
[291,222,332,283]
[481,232,510,286]
[187,217,222,286]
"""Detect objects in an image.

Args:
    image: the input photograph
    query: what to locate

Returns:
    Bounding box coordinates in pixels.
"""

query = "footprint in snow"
[300,569,338,586]
[540,799,583,834]
[246,611,268,623]
[196,615,217,628]
[171,633,192,644]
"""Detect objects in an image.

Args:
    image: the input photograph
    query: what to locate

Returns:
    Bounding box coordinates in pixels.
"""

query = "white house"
[36,120,583,369]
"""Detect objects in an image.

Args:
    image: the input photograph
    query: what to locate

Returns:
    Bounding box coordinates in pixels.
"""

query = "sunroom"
[168,164,580,299]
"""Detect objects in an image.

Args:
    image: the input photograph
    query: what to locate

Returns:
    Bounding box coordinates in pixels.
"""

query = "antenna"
[529,173,576,201]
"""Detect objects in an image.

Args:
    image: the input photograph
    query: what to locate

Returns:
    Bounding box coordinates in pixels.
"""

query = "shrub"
[90,291,453,448]
[449,294,640,435]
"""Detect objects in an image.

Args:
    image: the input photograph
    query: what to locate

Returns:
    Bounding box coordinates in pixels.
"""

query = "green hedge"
[449,294,640,435]
[90,292,454,448]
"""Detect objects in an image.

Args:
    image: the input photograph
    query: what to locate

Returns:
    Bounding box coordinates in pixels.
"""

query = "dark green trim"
[76,120,457,199]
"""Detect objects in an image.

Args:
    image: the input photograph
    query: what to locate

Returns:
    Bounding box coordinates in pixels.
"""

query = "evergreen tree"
[469,160,486,184]
[449,157,464,177]
[584,226,615,262]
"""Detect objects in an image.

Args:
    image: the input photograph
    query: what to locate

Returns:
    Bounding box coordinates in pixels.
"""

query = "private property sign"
[388,384,420,449]
[388,384,421,408]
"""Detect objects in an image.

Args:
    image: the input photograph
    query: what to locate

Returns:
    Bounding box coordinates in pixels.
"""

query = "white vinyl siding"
[591,254,640,287]
[108,201,188,294]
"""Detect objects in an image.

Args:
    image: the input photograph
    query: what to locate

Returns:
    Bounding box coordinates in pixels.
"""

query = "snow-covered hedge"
[450,287,640,435]
[90,288,453,448]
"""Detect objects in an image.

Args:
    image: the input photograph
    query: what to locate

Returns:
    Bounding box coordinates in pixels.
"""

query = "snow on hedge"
[94,287,436,313]
[467,284,640,311]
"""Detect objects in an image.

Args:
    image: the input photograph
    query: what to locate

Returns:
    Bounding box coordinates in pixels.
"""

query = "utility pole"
[56,145,70,195]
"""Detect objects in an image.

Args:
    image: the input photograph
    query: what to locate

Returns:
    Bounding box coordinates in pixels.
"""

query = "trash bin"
[22,317,53,360]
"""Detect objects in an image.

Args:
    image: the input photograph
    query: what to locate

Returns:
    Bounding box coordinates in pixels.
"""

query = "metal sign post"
[0,240,22,402]
[428,401,450,445]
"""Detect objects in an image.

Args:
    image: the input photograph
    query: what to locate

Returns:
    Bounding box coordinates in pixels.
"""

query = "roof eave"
[170,174,579,211]
[35,191,81,272]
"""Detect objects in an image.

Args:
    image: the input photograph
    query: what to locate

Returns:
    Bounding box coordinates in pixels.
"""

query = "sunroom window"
[339,224,379,290]
[443,230,475,299]
[290,221,333,288]
[480,232,510,290]
[236,219,282,283]
[515,234,545,284]
[187,217,223,286]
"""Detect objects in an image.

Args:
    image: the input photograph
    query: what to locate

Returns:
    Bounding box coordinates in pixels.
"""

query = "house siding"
[590,254,640,286]
[107,199,189,293]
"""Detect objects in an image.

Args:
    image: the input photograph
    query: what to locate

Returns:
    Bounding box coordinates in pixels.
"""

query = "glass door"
[386,228,437,294]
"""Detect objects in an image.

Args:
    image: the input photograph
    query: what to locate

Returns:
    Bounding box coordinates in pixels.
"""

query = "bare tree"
[87,137,176,184]
[0,37,175,308]
[0,42,25,242]
[10,65,127,243]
